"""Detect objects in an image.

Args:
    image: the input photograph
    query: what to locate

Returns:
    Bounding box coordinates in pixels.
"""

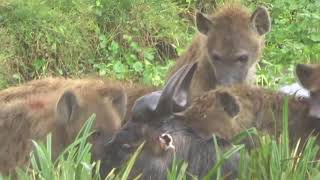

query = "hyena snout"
[214,67,247,85]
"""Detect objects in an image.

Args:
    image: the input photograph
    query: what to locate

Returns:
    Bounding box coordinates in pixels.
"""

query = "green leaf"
[132,62,143,72]
[144,51,154,61]
[109,41,120,54]
[113,61,126,74]
[32,59,46,71]
[310,34,320,42]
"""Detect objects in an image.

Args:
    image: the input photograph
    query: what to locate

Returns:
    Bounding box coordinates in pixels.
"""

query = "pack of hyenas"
[1,2,319,179]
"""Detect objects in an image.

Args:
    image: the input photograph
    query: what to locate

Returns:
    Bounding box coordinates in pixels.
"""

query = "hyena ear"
[56,90,80,123]
[196,11,213,35]
[110,90,127,120]
[251,6,271,35]
[296,64,314,89]
[217,92,240,117]
[100,88,128,120]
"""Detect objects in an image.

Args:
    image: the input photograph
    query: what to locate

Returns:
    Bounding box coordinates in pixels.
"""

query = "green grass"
[0,0,189,87]
[12,114,101,180]
[1,0,319,88]
[235,98,320,180]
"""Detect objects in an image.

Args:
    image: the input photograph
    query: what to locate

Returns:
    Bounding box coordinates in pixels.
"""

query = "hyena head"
[296,63,320,119]
[196,4,271,85]
[55,87,127,160]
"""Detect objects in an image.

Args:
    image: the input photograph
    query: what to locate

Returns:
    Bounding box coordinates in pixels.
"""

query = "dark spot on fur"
[29,101,45,111]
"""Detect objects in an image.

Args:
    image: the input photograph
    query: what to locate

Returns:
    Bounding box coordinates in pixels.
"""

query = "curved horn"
[173,62,198,112]
[155,62,197,115]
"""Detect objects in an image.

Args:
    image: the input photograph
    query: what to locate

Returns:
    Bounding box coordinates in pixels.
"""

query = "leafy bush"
[0,0,190,87]
[245,0,320,88]
[1,0,318,88]
[0,0,98,86]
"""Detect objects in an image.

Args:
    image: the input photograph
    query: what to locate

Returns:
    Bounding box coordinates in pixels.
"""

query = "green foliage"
[94,34,175,86]
[93,0,188,86]
[203,137,244,180]
[237,135,320,180]
[245,0,320,88]
[104,143,144,180]
[236,98,320,180]
[166,141,243,180]
[1,0,319,88]
[0,0,98,87]
[166,157,189,180]
[0,0,189,87]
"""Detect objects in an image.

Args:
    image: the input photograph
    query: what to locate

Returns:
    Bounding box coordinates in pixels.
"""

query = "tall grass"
[236,98,320,180]
[11,114,100,180]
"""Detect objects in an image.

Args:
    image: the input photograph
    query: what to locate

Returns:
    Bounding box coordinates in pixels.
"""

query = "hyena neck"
[165,34,205,81]
[236,87,290,135]
[245,65,257,85]
[287,96,319,143]
[253,90,311,139]
[190,56,217,98]
[51,124,70,159]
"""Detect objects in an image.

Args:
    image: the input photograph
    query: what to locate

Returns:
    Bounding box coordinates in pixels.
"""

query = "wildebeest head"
[100,62,239,179]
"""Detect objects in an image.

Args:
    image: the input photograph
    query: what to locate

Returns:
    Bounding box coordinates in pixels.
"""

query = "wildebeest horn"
[131,62,197,121]
[172,62,198,112]
[155,62,198,115]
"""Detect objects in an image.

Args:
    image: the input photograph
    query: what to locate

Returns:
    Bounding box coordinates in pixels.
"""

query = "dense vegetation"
[0,0,320,179]
[1,0,319,88]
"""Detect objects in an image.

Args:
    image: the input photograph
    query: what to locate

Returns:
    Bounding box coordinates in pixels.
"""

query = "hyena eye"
[237,55,249,63]
[121,143,134,152]
[122,144,132,149]
[92,130,102,139]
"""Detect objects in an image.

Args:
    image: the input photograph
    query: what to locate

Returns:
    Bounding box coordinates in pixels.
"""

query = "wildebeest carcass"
[100,62,240,179]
